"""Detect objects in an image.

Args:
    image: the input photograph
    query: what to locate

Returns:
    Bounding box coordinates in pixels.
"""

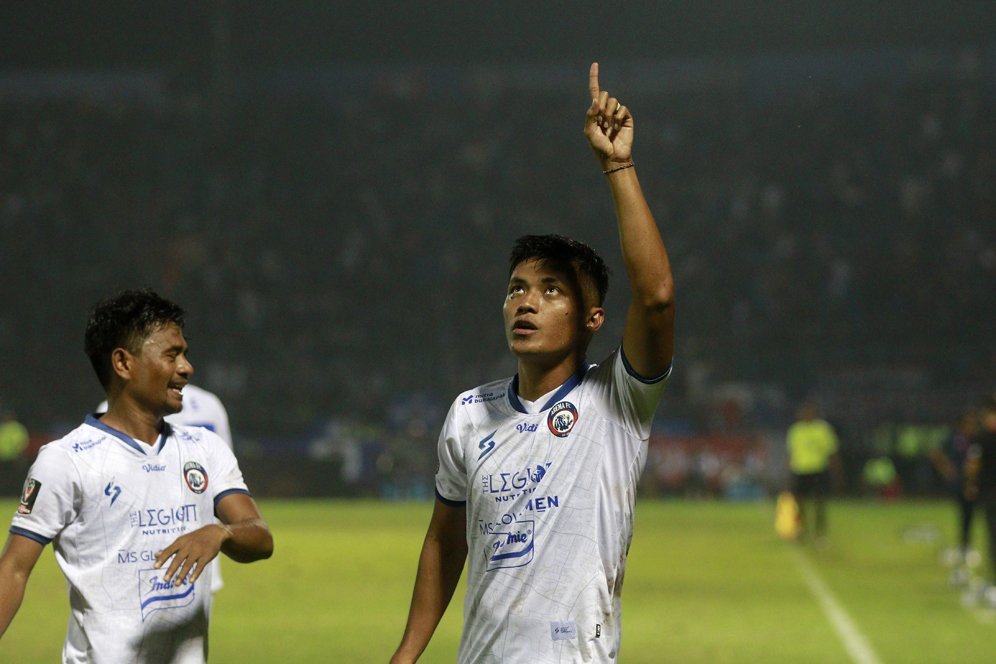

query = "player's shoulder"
[451,376,511,410]
[168,422,229,450]
[33,419,108,463]
[51,418,111,449]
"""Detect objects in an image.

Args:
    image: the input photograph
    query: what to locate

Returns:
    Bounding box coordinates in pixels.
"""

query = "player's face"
[503,259,599,363]
[127,323,193,418]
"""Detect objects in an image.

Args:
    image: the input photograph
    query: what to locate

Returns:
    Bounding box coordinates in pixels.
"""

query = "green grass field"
[2,499,994,662]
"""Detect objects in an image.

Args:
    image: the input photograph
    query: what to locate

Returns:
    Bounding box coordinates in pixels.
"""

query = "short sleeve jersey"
[97,385,234,594]
[786,419,839,475]
[10,415,250,664]
[435,348,669,663]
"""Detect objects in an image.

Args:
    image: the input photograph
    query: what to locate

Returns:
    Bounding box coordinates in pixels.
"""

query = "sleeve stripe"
[9,526,51,546]
[213,488,251,508]
[435,488,466,507]
[620,347,672,384]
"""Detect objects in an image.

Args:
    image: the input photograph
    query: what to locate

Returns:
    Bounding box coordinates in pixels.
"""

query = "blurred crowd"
[0,47,992,497]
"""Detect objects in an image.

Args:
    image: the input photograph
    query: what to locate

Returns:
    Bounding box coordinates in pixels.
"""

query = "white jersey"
[97,384,233,593]
[10,415,250,664]
[435,348,669,663]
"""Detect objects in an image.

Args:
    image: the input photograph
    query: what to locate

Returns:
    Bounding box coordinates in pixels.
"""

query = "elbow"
[639,284,675,315]
[258,535,275,561]
[256,531,275,561]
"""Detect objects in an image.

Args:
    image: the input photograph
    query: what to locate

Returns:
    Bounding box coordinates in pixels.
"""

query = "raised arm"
[0,534,44,638]
[391,497,468,664]
[584,62,675,377]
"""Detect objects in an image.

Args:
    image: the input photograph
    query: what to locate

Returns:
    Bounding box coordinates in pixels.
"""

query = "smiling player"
[0,288,273,662]
[392,62,676,663]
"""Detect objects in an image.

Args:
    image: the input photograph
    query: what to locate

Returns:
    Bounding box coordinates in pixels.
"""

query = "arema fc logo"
[183,462,208,494]
[547,401,578,437]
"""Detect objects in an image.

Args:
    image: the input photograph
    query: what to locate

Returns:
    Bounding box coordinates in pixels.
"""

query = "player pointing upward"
[392,63,675,663]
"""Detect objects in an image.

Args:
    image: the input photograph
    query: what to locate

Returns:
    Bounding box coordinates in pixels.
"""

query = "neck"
[100,401,164,447]
[515,354,585,402]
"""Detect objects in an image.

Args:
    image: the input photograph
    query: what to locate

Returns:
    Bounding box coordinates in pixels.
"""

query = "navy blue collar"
[85,414,171,455]
[507,363,591,414]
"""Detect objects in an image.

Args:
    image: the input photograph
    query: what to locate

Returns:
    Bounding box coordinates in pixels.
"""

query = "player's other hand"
[154,524,231,587]
[584,62,634,165]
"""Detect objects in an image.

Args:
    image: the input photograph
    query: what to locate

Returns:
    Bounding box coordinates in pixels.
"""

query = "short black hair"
[508,234,610,306]
[84,289,185,389]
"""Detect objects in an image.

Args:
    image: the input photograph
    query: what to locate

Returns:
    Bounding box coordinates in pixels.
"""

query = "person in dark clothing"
[965,398,996,607]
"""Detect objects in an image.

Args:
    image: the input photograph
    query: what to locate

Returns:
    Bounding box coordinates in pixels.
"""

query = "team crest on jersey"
[17,478,42,515]
[183,462,208,494]
[547,401,578,437]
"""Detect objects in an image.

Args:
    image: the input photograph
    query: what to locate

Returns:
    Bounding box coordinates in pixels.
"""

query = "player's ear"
[110,347,134,381]
[586,307,605,333]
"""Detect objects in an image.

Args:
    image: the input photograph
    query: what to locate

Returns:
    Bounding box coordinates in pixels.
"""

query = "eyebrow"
[508,275,566,286]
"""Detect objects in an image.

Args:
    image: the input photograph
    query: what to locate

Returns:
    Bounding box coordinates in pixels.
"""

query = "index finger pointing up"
[589,62,600,100]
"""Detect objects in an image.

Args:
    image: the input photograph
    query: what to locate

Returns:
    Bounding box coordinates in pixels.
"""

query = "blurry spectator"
[787,401,842,542]
[862,456,901,501]
[0,409,30,493]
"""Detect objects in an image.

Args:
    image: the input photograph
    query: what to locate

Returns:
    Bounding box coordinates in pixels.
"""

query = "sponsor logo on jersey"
[183,462,208,494]
[481,464,548,495]
[477,430,498,460]
[17,478,41,515]
[143,463,167,473]
[516,422,538,433]
[485,514,535,571]
[72,439,103,452]
[130,504,199,530]
[461,391,504,406]
[104,481,122,506]
[139,568,196,621]
[547,401,578,437]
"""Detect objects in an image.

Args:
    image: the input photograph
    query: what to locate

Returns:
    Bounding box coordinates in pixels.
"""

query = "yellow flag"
[775,491,801,541]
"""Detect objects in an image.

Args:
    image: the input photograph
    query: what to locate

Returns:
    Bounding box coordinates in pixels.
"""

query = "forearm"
[218,518,274,563]
[605,165,674,311]
[0,567,28,637]
[392,532,467,663]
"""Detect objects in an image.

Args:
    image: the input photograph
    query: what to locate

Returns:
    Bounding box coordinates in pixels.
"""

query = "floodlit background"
[0,2,994,661]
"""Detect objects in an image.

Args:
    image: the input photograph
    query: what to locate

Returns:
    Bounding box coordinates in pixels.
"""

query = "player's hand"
[154,524,231,587]
[584,62,634,165]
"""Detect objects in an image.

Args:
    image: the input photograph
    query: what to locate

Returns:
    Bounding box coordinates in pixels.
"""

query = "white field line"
[790,548,884,664]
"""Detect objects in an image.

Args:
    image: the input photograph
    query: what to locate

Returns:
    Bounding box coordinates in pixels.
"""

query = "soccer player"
[391,63,675,663]
[98,382,235,595]
[0,289,273,662]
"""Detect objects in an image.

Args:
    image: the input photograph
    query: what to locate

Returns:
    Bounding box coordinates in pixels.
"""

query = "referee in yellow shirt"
[787,402,842,542]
